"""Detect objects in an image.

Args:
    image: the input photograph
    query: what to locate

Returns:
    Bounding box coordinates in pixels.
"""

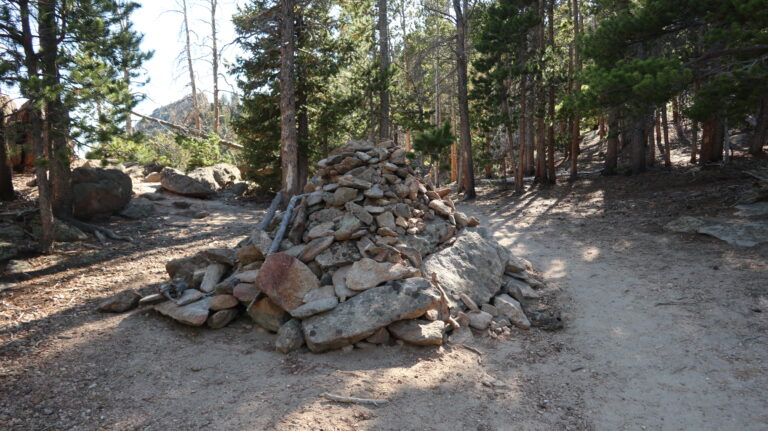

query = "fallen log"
[130,111,244,151]
[320,393,389,406]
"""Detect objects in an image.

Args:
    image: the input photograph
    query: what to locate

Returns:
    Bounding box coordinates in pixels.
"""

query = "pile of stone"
[139,140,558,353]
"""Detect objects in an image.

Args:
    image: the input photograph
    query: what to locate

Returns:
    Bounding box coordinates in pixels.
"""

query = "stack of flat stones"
[145,140,558,353]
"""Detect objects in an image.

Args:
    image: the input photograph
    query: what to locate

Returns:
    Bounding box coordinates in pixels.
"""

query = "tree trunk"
[661,105,671,167]
[700,115,724,163]
[279,0,299,196]
[750,98,767,156]
[516,78,526,192]
[182,0,202,131]
[672,97,680,125]
[603,107,619,175]
[0,112,13,201]
[453,0,475,199]
[647,117,655,167]
[210,0,220,135]
[569,0,581,180]
[502,80,517,177]
[546,0,556,184]
[690,120,698,164]
[655,110,664,165]
[123,67,132,135]
[378,0,390,140]
[630,117,646,173]
[40,0,72,219]
[484,132,493,179]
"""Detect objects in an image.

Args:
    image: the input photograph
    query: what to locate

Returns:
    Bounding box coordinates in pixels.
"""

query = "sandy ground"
[1,152,767,430]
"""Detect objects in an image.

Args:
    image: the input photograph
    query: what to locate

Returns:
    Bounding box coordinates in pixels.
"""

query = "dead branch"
[268,193,307,254]
[130,111,244,151]
[320,393,389,406]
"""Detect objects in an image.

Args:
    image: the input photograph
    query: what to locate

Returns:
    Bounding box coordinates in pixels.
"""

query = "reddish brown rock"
[256,253,320,311]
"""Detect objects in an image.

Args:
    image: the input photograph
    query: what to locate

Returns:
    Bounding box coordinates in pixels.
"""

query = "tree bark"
[516,77,526,192]
[20,0,53,252]
[378,0,390,140]
[182,0,202,131]
[40,0,72,219]
[690,120,698,164]
[0,119,13,201]
[546,0,556,184]
[296,12,309,192]
[569,0,581,180]
[453,0,475,199]
[630,116,646,174]
[603,107,619,175]
[750,98,767,156]
[279,0,299,196]
[661,104,671,167]
[210,0,220,134]
[700,115,724,163]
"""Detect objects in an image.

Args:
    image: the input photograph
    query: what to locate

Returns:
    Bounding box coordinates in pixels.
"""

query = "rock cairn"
[143,140,559,353]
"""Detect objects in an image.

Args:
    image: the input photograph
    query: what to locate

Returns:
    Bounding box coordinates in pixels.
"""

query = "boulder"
[345,258,420,291]
[160,168,216,198]
[233,283,260,304]
[71,167,133,220]
[256,253,320,311]
[388,320,446,346]
[301,278,441,352]
[155,297,212,326]
[422,230,508,310]
[428,199,453,217]
[209,163,241,187]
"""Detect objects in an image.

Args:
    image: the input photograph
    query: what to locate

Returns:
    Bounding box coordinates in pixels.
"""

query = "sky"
[131,0,245,115]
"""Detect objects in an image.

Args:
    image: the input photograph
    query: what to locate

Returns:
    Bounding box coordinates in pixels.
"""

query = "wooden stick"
[268,193,306,254]
[321,393,388,406]
[258,190,284,231]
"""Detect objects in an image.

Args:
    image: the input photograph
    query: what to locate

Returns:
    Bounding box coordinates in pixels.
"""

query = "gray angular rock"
[335,214,362,241]
[315,241,361,270]
[289,297,339,318]
[422,230,508,310]
[345,202,373,225]
[276,319,304,353]
[332,187,358,206]
[301,278,441,352]
[375,211,396,230]
[160,167,216,198]
[428,199,453,217]
[494,294,531,329]
[388,320,446,346]
[297,236,334,262]
[467,310,493,330]
[345,258,420,291]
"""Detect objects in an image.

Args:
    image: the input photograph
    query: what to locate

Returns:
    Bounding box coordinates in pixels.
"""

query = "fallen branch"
[258,191,284,231]
[320,393,389,406]
[63,217,133,242]
[131,111,244,151]
[268,193,307,254]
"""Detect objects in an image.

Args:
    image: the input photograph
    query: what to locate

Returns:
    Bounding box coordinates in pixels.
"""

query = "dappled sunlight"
[542,258,567,280]
[581,246,600,262]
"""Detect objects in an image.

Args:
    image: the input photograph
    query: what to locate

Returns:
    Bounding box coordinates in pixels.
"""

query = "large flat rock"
[422,230,508,310]
[154,297,212,326]
[301,278,440,352]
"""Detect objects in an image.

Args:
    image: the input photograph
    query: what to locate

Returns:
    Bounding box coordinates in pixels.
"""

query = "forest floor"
[1,144,767,430]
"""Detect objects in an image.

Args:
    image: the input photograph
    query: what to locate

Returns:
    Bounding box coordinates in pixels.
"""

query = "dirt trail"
[471,173,768,430]
[1,169,767,430]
